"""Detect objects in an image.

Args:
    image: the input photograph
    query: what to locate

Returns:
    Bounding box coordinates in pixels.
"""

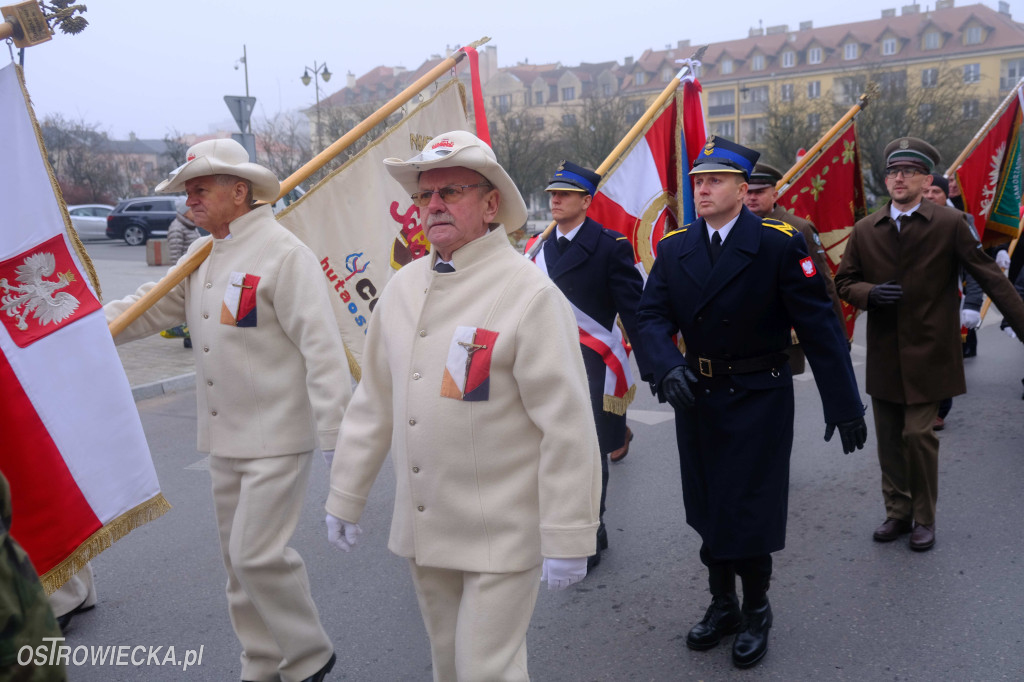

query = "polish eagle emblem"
[0,251,81,331]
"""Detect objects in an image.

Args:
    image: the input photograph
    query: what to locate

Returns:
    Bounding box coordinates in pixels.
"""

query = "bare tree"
[488,105,560,210]
[758,91,834,171]
[252,111,312,182]
[552,94,635,171]
[41,114,122,204]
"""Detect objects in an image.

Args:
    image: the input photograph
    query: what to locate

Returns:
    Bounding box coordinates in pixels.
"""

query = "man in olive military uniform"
[532,160,647,569]
[0,471,66,681]
[637,136,867,669]
[835,137,1024,552]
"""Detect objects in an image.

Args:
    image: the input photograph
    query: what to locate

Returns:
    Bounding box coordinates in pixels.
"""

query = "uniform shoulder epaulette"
[600,226,630,242]
[660,225,690,241]
[762,218,797,237]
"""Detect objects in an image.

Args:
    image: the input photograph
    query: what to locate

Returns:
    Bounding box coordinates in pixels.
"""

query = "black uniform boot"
[733,572,772,668]
[687,563,741,650]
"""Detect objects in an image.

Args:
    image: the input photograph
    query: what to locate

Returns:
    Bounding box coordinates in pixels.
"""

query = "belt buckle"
[698,357,713,378]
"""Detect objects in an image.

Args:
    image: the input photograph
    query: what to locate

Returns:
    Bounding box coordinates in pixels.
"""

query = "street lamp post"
[235,44,250,99]
[301,61,332,152]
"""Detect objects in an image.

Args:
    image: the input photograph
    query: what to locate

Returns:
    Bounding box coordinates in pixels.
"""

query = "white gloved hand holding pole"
[541,557,588,590]
[1006,327,1018,340]
[325,514,362,552]
[995,249,1011,271]
[961,309,982,329]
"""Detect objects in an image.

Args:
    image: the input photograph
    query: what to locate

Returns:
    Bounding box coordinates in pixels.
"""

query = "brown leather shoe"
[610,426,633,463]
[873,517,912,542]
[910,523,935,551]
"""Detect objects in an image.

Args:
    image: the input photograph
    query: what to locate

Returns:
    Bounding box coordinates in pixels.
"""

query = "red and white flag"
[0,63,169,592]
[588,67,707,276]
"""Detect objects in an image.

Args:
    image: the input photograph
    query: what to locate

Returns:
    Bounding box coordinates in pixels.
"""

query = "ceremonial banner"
[955,92,1023,244]
[588,72,706,276]
[779,122,866,340]
[277,80,469,376]
[0,63,169,593]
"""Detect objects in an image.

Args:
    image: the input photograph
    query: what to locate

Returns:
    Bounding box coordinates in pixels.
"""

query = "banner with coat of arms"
[954,88,1023,245]
[778,122,867,340]
[0,63,169,593]
[276,79,469,377]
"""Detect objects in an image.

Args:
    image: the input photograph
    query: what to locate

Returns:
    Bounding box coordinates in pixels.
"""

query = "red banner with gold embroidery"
[778,122,866,339]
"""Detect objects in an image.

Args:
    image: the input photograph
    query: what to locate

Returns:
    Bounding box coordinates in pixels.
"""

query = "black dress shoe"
[301,652,336,682]
[686,594,742,650]
[909,523,935,551]
[732,601,772,668]
[587,550,601,570]
[873,517,912,542]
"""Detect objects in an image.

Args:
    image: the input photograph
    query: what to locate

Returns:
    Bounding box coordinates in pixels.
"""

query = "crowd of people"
[10,128,1024,681]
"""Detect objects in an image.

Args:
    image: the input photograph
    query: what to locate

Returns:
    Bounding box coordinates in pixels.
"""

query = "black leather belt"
[688,352,789,378]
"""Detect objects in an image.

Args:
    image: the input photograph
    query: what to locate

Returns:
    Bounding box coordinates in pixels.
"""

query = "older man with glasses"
[836,136,1024,552]
[324,131,601,681]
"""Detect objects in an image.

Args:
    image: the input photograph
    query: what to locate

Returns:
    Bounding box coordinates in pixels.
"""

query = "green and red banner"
[778,122,866,340]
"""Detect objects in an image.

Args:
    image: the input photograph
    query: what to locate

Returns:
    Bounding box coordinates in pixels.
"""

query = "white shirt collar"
[890,202,921,223]
[557,221,584,241]
[706,213,741,244]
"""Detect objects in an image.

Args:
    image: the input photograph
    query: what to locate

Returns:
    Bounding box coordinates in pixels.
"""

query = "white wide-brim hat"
[383,130,527,233]
[155,138,281,203]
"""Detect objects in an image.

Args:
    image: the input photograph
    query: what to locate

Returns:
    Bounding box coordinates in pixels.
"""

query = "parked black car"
[105,196,180,245]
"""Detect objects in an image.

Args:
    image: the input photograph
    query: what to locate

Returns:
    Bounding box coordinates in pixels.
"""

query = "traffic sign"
[224,95,256,133]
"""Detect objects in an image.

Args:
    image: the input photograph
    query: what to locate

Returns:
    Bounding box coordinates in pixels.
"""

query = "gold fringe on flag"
[40,493,172,595]
[603,383,637,416]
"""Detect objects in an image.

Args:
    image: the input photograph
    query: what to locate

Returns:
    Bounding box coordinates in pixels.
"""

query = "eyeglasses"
[885,167,924,179]
[410,183,493,207]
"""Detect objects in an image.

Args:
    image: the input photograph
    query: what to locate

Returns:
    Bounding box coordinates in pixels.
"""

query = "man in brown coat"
[835,136,1024,551]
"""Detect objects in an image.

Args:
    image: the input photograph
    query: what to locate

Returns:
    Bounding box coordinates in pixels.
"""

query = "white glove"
[541,557,588,590]
[321,449,335,467]
[995,249,1011,270]
[1006,327,1018,340]
[325,514,362,552]
[961,309,982,329]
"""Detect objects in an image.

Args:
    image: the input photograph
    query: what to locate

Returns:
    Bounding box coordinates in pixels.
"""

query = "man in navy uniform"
[531,160,646,569]
[637,137,867,668]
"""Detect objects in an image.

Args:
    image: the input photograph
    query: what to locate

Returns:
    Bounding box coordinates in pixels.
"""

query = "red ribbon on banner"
[460,46,490,145]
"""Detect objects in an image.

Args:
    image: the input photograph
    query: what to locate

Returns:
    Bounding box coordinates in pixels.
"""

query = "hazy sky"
[12,0,1024,141]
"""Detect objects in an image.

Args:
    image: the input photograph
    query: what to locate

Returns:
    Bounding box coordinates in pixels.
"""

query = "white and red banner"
[0,63,168,592]
[588,68,707,276]
[276,79,469,376]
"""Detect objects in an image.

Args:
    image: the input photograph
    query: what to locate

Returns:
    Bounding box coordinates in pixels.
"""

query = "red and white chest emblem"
[0,235,100,347]
[800,257,816,278]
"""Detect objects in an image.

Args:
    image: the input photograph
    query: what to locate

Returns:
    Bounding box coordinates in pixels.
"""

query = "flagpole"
[946,78,1024,174]
[526,45,708,258]
[776,90,871,192]
[109,38,489,338]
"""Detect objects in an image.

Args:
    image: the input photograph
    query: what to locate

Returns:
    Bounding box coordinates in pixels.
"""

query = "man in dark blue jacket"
[637,137,867,668]
[531,160,646,569]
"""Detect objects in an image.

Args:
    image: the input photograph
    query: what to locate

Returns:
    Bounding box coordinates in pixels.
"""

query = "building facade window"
[549,85,558,102]
[602,83,612,96]
[963,63,980,83]
[713,120,735,138]
[834,75,866,105]
[882,38,897,55]
[742,117,767,144]
[782,51,795,68]
[707,89,736,116]
[752,55,765,71]
[924,31,941,49]
[534,117,545,129]
[561,113,577,126]
[1004,58,1024,90]
[919,103,934,122]
[534,90,544,105]
[721,59,733,75]
[921,68,938,88]
[629,100,646,118]
[965,25,983,45]
[662,68,673,83]
[844,43,858,60]
[807,112,821,131]
[780,83,794,102]
[963,99,979,118]
[635,72,646,86]
[807,80,821,99]
[808,47,823,64]
[494,94,511,114]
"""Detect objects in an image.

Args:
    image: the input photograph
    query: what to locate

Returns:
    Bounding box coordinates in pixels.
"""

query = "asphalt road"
[57,319,1024,681]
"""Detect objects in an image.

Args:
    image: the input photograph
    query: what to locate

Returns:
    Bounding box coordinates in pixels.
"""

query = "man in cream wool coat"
[106,139,348,682]
[324,131,602,681]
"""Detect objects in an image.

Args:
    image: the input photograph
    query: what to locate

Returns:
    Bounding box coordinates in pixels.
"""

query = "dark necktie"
[557,236,571,254]
[710,231,723,265]
[434,262,455,273]
[896,214,909,231]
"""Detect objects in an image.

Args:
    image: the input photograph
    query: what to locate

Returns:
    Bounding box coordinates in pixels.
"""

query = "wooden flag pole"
[109,38,489,338]
[526,45,708,258]
[978,226,1021,320]
[947,78,1024,174]
[777,90,871,192]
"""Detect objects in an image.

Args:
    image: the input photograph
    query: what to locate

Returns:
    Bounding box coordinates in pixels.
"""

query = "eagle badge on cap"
[899,139,909,150]
[703,136,716,156]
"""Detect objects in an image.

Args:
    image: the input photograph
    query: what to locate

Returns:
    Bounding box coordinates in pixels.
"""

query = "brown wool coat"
[835,200,1024,404]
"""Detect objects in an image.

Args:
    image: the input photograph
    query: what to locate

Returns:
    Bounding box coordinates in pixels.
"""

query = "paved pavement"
[82,240,197,401]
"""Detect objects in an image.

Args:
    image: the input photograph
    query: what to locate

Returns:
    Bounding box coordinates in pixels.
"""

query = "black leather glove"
[824,417,868,454]
[868,281,903,307]
[661,365,698,410]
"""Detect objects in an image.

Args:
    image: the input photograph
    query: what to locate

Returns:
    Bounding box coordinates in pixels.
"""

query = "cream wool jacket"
[327,227,601,572]
[105,205,350,457]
